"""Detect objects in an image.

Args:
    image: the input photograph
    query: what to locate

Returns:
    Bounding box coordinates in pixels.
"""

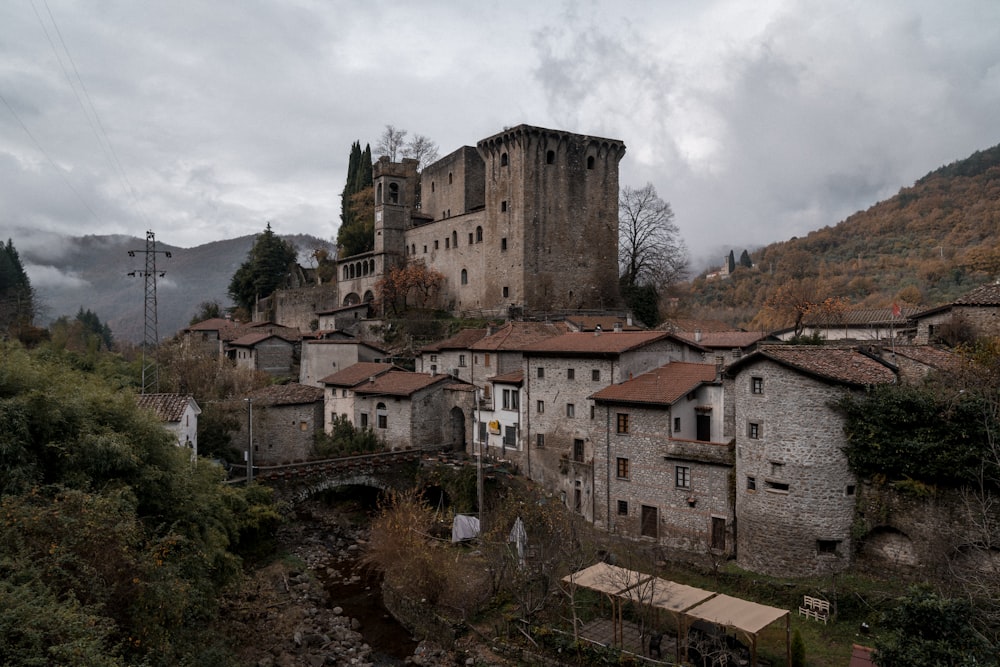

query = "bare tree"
[404,134,439,170]
[619,183,688,288]
[375,124,408,161]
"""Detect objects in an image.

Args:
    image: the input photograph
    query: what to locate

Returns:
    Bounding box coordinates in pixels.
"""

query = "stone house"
[673,330,774,367]
[872,344,960,384]
[227,332,296,378]
[727,346,897,577]
[299,337,388,387]
[336,125,626,317]
[467,321,567,389]
[516,330,706,500]
[912,281,1000,344]
[315,302,371,333]
[135,393,201,457]
[772,307,918,342]
[590,362,733,554]
[238,383,325,465]
[417,328,489,383]
[322,363,474,450]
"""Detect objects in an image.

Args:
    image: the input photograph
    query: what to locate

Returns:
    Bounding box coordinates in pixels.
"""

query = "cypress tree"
[337,140,375,257]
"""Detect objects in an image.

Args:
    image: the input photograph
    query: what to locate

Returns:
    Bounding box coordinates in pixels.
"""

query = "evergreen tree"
[739,249,753,268]
[727,250,736,272]
[0,238,35,335]
[337,141,374,257]
[228,223,298,313]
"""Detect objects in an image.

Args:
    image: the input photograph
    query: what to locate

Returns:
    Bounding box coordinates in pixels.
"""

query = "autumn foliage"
[375,260,445,315]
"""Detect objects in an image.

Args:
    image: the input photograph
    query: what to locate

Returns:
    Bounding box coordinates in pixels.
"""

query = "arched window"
[448,172,453,184]
[587,155,595,169]
[461,269,468,285]
[546,150,555,165]
[431,182,435,192]
[369,259,375,273]
[343,266,349,280]
[388,182,399,204]
[376,402,387,429]
[476,226,483,242]
[376,182,382,202]
[452,230,458,247]
[501,152,508,167]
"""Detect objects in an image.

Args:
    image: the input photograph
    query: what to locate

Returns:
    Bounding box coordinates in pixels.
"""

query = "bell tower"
[373,156,419,258]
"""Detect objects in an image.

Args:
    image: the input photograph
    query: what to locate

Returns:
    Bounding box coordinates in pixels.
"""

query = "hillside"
[684,143,1000,328]
[25,233,331,343]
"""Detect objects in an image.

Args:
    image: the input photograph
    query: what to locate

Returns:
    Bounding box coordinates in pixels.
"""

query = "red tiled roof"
[248,383,324,406]
[490,370,524,385]
[185,317,238,332]
[803,307,919,326]
[660,318,738,334]
[135,393,196,423]
[591,362,717,406]
[353,370,452,397]
[229,332,293,347]
[675,331,770,349]
[888,345,961,372]
[522,330,672,356]
[954,281,1000,305]
[319,362,395,387]
[470,322,567,351]
[421,328,489,352]
[734,345,896,386]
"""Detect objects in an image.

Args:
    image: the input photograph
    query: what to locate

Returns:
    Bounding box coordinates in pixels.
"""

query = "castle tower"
[373,156,419,261]
[477,125,627,313]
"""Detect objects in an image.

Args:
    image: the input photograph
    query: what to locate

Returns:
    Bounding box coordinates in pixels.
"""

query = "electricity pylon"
[128,231,171,394]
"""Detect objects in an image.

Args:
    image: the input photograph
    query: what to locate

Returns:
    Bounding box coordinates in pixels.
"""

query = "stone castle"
[335,124,627,317]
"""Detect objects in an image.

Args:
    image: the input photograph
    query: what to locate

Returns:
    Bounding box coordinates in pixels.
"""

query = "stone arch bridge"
[253,448,442,505]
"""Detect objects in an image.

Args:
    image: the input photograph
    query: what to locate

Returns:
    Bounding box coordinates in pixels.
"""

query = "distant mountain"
[24,233,331,344]
[686,143,1000,327]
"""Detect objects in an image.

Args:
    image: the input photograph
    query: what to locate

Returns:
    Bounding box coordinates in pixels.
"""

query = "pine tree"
[228,224,298,313]
[739,249,753,268]
[0,238,35,335]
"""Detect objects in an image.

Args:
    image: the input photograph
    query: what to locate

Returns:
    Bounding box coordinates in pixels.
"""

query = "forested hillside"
[684,144,1000,329]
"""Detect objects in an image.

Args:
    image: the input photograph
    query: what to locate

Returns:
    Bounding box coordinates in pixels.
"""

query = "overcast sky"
[2,0,999,282]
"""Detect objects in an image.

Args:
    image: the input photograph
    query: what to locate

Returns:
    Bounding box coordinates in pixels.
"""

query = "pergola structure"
[563,563,791,666]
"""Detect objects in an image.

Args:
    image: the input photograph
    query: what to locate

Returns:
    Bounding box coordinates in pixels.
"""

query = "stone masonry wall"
[734,360,858,576]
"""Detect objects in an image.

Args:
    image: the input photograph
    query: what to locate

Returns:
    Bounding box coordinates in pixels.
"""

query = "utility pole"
[128,231,171,394]
[245,398,254,483]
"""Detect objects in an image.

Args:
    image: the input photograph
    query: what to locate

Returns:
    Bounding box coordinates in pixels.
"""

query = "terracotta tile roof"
[470,322,567,351]
[660,318,738,333]
[732,345,896,386]
[954,281,1000,305]
[803,307,919,326]
[135,393,196,423]
[229,332,293,347]
[247,383,324,406]
[565,315,644,332]
[185,317,238,332]
[353,370,452,397]
[591,362,718,406]
[887,345,961,372]
[421,328,488,352]
[522,330,673,356]
[446,383,477,393]
[319,362,395,387]
[675,331,770,349]
[490,370,524,385]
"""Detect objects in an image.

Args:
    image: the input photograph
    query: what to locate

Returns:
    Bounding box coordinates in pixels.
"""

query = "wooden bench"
[798,595,830,624]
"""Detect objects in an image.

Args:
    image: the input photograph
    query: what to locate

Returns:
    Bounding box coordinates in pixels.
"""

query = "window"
[751,376,764,394]
[536,433,545,448]
[452,230,457,247]
[817,540,840,555]
[846,484,856,496]
[360,412,369,428]
[502,286,509,298]
[616,457,630,479]
[748,422,761,439]
[587,155,595,169]
[469,232,474,244]
[502,388,519,411]
[673,417,681,432]
[478,421,487,442]
[675,465,691,489]
[504,425,517,447]
[537,367,545,379]
[746,476,757,491]
[501,237,507,251]
[434,240,439,249]
[617,500,629,516]
[423,245,427,253]
[536,400,544,414]
[459,354,466,367]
[460,269,468,285]
[376,402,387,429]
[501,200,508,212]
[546,150,555,164]
[430,364,437,374]
[484,353,491,367]
[299,421,308,431]
[388,182,399,203]
[567,368,575,380]
[592,369,600,381]
[445,237,450,249]
[573,439,584,462]
[590,405,595,420]
[566,403,575,418]
[501,152,508,166]
[765,480,789,493]
[616,413,629,434]
[476,226,483,242]
[640,505,657,538]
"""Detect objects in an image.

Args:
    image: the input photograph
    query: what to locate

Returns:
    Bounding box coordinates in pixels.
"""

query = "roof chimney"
[694,329,702,343]
[613,322,623,333]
